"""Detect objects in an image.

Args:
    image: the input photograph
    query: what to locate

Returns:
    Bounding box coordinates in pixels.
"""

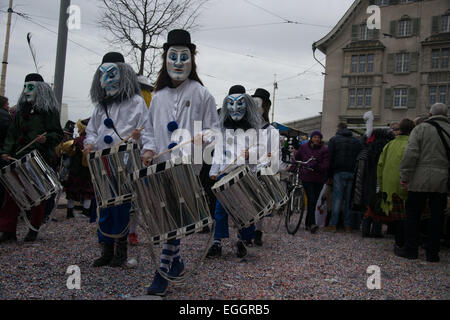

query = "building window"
[349,89,356,106]
[367,54,374,72]
[350,54,374,73]
[377,0,389,6]
[365,88,372,106]
[442,15,450,32]
[429,86,437,105]
[394,88,408,108]
[396,53,410,73]
[398,19,412,37]
[351,56,358,73]
[349,88,372,108]
[360,24,368,40]
[359,55,366,73]
[442,48,449,68]
[431,48,450,69]
[439,86,447,103]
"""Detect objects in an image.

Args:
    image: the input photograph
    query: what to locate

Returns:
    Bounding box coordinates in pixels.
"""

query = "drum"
[255,168,288,210]
[131,156,212,245]
[211,165,274,229]
[88,143,143,208]
[0,150,62,212]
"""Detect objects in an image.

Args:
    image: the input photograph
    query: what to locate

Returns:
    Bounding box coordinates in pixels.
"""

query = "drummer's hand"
[1,154,11,162]
[241,149,249,160]
[193,133,204,146]
[131,129,141,141]
[36,134,47,144]
[82,144,94,156]
[210,175,218,181]
[142,150,154,167]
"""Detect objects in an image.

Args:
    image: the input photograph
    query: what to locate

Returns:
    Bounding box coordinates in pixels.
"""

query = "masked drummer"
[207,85,266,259]
[141,29,219,296]
[252,88,280,247]
[83,52,148,267]
[0,73,63,243]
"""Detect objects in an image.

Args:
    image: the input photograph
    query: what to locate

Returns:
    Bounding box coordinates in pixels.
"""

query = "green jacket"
[399,115,449,193]
[377,135,409,215]
[1,109,63,166]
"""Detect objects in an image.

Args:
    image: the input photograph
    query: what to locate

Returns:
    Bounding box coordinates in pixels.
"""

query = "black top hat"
[102,52,125,64]
[252,88,271,103]
[228,85,246,95]
[163,29,196,51]
[25,73,44,82]
[63,120,75,134]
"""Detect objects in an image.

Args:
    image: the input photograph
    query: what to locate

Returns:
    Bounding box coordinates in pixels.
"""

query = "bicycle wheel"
[285,186,305,235]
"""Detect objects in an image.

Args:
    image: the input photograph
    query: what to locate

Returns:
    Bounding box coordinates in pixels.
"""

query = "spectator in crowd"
[324,123,363,233]
[377,119,415,248]
[396,103,449,262]
[293,130,329,233]
[414,116,428,126]
[359,128,395,237]
[390,122,400,137]
[0,96,12,150]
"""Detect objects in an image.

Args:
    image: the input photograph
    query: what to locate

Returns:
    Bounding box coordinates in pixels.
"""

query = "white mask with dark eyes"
[227,94,246,121]
[99,63,120,97]
[253,97,264,115]
[166,46,192,82]
[23,81,37,103]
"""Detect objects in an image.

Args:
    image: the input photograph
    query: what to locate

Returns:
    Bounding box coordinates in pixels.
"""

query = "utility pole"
[0,0,13,96]
[271,74,278,123]
[53,0,70,114]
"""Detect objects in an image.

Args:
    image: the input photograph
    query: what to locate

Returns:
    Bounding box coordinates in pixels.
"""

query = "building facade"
[313,0,450,140]
[283,114,322,136]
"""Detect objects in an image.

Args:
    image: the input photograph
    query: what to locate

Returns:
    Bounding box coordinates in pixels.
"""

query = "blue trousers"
[97,203,131,245]
[330,172,355,227]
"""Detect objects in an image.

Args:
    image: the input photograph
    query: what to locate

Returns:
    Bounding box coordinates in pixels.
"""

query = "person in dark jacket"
[0,96,12,150]
[324,123,363,233]
[293,130,329,233]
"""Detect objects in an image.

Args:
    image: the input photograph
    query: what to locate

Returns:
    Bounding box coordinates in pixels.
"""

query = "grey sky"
[0,0,354,126]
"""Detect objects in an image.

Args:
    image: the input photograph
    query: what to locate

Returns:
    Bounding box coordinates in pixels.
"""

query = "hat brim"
[163,43,196,51]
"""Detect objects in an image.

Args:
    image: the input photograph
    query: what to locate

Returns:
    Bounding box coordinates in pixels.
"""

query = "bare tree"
[99,0,209,81]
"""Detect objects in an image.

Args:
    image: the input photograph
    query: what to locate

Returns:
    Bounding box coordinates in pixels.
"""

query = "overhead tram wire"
[0,9,103,57]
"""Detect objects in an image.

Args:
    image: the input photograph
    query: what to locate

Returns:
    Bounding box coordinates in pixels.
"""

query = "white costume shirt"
[142,79,219,172]
[84,94,148,150]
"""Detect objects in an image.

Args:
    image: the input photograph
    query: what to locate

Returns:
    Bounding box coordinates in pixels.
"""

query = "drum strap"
[102,102,124,141]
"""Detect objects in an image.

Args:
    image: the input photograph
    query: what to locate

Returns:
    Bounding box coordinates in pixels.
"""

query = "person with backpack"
[397,103,449,263]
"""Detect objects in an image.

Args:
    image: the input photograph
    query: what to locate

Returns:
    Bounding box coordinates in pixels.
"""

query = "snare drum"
[131,156,212,245]
[0,150,62,211]
[255,168,288,210]
[88,143,143,208]
[211,165,274,229]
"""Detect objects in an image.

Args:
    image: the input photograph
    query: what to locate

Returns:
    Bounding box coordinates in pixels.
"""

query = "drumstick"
[7,156,18,162]
[114,126,145,147]
[152,137,194,161]
[219,144,256,176]
[16,132,47,155]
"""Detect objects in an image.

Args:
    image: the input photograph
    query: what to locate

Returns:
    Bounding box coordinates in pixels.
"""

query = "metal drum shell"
[255,169,288,210]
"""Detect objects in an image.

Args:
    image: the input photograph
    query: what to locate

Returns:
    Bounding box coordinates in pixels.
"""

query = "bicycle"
[284,157,315,235]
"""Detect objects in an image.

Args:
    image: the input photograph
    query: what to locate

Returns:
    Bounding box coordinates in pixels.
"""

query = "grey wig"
[219,93,262,129]
[17,81,59,113]
[90,62,141,104]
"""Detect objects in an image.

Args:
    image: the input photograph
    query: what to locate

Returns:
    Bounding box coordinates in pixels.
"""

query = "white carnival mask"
[166,46,192,82]
[23,81,37,104]
[227,94,246,121]
[254,97,264,115]
[99,63,120,97]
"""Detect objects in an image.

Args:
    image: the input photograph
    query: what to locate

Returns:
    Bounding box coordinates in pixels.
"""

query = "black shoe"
[80,208,90,217]
[24,229,38,242]
[92,242,114,267]
[66,208,74,219]
[394,246,418,260]
[254,230,263,246]
[206,243,222,258]
[426,252,440,263]
[236,240,247,258]
[0,231,17,244]
[110,239,128,267]
[310,225,319,234]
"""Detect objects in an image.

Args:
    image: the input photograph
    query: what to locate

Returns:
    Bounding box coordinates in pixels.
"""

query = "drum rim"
[211,165,250,191]
[88,142,139,160]
[130,155,191,181]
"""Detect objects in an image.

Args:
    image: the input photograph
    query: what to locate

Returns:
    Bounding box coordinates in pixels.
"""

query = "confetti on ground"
[0,207,448,300]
